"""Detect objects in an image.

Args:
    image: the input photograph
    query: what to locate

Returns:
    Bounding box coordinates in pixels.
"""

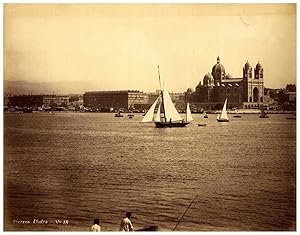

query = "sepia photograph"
[3,3,296,231]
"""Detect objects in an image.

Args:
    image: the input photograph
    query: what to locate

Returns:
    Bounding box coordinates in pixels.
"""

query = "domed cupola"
[254,61,263,79]
[212,56,226,84]
[244,61,252,70]
[243,60,252,79]
[256,61,263,70]
[203,72,214,86]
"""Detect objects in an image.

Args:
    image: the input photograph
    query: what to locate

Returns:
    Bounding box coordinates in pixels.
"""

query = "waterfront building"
[4,95,10,106]
[283,91,296,110]
[147,91,160,105]
[8,95,43,108]
[7,95,70,108]
[191,57,265,109]
[128,91,149,110]
[83,90,189,112]
[56,96,70,106]
[83,90,149,111]
[43,95,70,107]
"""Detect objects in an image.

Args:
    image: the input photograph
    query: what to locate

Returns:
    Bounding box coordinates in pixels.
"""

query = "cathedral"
[191,56,265,109]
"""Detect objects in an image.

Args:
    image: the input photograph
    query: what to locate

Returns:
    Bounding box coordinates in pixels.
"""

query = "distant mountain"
[3,80,99,95]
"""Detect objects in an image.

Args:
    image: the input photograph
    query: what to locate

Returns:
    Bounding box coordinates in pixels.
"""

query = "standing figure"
[119,212,134,232]
[90,218,101,232]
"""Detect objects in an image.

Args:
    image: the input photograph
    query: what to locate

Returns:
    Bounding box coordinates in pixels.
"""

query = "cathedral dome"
[203,73,213,86]
[212,56,225,76]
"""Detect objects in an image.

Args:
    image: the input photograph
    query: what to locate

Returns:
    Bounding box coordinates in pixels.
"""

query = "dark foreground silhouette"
[135,226,159,231]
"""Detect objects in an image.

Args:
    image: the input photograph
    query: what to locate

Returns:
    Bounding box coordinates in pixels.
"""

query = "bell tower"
[243,61,252,79]
[254,61,264,103]
[243,61,264,103]
[254,61,263,79]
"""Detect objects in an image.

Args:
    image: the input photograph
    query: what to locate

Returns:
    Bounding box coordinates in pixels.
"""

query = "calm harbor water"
[4,112,296,231]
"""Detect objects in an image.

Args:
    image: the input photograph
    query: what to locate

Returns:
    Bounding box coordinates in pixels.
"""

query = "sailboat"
[217,98,229,122]
[140,66,193,128]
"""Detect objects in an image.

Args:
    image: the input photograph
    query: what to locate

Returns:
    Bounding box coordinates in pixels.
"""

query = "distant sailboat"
[140,66,192,128]
[217,98,229,122]
[186,102,193,123]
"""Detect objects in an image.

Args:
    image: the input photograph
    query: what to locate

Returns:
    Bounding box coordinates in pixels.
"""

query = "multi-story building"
[42,95,70,107]
[8,95,43,107]
[83,90,150,111]
[7,95,70,108]
[128,91,149,110]
[42,95,57,107]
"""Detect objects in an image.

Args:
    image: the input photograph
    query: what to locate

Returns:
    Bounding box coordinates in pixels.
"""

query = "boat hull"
[155,122,189,128]
[217,119,229,122]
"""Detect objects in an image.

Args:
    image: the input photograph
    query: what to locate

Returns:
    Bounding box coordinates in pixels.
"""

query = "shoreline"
[4,110,296,115]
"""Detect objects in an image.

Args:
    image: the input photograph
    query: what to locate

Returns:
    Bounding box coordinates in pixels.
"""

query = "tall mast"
[185,93,187,122]
[158,65,162,91]
[186,103,188,122]
[157,65,166,123]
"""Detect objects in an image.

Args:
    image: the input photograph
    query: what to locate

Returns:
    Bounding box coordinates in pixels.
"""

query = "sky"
[4,3,296,93]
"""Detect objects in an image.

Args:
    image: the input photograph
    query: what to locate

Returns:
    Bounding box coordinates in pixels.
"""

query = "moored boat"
[115,111,123,117]
[128,113,134,118]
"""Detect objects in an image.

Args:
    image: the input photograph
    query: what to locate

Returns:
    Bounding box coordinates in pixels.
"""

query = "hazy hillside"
[3,80,101,95]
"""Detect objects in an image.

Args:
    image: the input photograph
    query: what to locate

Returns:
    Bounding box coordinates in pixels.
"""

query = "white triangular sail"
[162,85,183,122]
[219,98,229,120]
[154,102,161,122]
[140,97,159,123]
[186,103,193,122]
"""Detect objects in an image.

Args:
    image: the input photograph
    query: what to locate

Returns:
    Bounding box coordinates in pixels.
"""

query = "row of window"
[218,87,239,95]
[244,73,264,78]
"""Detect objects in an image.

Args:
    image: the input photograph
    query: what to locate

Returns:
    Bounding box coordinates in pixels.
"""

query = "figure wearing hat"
[119,212,134,232]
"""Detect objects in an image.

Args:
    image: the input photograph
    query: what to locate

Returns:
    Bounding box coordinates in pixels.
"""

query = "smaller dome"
[244,60,252,69]
[225,73,233,79]
[204,72,213,80]
[203,72,213,86]
[256,61,263,70]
